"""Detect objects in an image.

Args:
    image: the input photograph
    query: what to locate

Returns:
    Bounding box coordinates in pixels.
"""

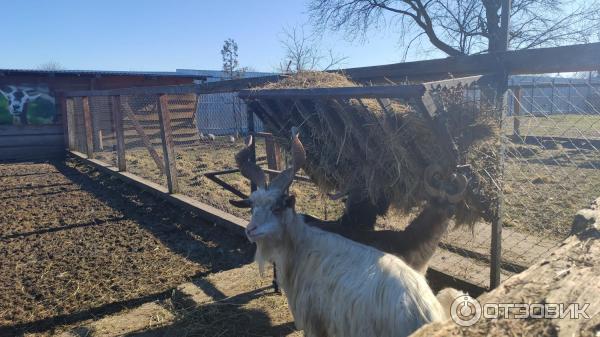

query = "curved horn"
[269,127,306,191]
[445,173,468,204]
[424,164,445,199]
[235,135,266,189]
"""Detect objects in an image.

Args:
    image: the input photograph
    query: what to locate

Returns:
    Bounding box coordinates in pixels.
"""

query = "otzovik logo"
[450,295,591,326]
[450,295,482,326]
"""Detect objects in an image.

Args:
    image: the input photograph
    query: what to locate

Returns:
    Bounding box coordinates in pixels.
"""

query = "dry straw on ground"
[255,71,501,225]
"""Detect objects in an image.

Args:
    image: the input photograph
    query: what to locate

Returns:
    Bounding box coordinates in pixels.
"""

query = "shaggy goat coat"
[251,189,446,337]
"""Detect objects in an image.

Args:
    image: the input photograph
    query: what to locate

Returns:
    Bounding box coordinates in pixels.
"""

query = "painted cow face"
[0,86,42,115]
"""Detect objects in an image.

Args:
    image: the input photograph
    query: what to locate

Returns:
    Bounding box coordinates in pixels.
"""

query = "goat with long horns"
[230,128,448,337]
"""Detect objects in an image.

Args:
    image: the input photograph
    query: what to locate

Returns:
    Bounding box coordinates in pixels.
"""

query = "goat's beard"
[254,244,269,277]
[253,234,284,277]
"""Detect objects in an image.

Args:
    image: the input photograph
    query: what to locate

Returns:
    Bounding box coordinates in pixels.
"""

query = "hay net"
[247,71,501,225]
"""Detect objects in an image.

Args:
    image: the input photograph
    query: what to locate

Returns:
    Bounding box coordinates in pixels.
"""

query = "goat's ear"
[284,195,296,209]
[229,199,252,208]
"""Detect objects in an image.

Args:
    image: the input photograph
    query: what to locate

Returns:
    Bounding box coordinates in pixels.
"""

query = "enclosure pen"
[58,42,600,294]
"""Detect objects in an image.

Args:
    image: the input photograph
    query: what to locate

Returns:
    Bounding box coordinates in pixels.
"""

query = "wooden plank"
[111,95,127,171]
[0,125,63,136]
[82,96,94,158]
[264,133,282,181]
[0,134,64,147]
[239,84,426,99]
[0,145,65,161]
[158,94,179,193]
[66,98,76,150]
[69,150,247,235]
[121,96,165,173]
[344,42,600,81]
[246,105,257,192]
[58,94,69,149]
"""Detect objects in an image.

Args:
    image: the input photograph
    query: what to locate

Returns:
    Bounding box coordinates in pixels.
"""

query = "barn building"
[0,69,206,161]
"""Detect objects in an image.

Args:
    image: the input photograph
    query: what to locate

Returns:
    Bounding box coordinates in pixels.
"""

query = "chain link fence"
[500,76,600,274]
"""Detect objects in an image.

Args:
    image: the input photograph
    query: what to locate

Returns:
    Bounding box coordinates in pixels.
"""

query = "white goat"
[231,129,447,337]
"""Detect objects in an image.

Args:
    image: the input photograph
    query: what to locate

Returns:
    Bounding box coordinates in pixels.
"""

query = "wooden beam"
[239,84,426,99]
[63,75,283,97]
[58,94,69,149]
[111,95,126,171]
[82,96,94,158]
[344,42,600,81]
[246,105,257,192]
[67,100,76,149]
[264,133,282,180]
[158,94,179,193]
[121,97,165,173]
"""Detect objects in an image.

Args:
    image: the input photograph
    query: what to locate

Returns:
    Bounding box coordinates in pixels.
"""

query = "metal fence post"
[567,80,572,114]
[82,96,94,158]
[550,79,555,115]
[490,0,511,290]
[530,79,535,114]
[513,87,521,139]
[111,95,126,172]
[158,94,180,194]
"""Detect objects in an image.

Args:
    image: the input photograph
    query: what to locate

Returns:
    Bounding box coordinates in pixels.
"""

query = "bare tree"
[279,26,348,73]
[308,0,600,57]
[37,61,64,71]
[221,38,246,79]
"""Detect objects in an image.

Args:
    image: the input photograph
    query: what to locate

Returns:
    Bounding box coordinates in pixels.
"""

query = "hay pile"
[254,71,500,224]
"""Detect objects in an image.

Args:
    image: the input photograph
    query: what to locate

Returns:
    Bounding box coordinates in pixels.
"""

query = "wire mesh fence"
[500,76,600,274]
[64,74,600,290]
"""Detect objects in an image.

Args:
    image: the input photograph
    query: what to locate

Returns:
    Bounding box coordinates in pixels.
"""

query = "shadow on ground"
[1,158,255,335]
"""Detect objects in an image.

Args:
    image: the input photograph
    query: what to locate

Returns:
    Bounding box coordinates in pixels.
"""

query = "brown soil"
[0,159,253,336]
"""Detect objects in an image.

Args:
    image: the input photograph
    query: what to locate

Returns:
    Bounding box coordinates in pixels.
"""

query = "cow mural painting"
[0,85,56,125]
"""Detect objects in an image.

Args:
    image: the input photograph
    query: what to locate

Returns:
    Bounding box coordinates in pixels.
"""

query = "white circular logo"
[450,295,482,326]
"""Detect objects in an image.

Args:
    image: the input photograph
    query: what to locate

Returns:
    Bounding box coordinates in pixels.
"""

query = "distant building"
[176,69,277,82]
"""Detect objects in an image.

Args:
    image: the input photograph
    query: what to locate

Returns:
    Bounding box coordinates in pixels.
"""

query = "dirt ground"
[0,159,253,336]
[503,142,600,238]
[93,138,346,222]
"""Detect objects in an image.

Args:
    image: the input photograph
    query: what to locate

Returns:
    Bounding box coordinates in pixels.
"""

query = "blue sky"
[0,0,439,72]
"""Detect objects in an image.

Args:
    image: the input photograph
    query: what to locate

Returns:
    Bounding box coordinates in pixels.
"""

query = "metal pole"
[490,0,511,290]
[531,79,535,115]
[550,79,555,115]
[567,80,572,114]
